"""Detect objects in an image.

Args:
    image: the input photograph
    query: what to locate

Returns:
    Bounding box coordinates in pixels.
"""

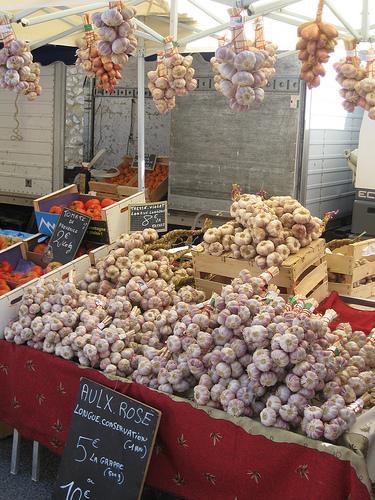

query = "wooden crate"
[89,155,169,203]
[327,238,375,298]
[0,255,91,331]
[33,185,145,244]
[192,239,328,302]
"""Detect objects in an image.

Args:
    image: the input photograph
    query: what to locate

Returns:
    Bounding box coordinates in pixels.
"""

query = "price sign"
[43,207,91,265]
[129,201,167,232]
[52,378,161,500]
[131,153,157,171]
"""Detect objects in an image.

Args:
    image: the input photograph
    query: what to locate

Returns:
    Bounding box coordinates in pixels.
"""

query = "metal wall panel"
[0,63,65,205]
[168,53,303,214]
[304,53,362,218]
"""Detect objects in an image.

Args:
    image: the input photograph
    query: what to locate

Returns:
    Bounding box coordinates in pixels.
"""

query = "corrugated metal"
[0,63,65,205]
[303,51,362,218]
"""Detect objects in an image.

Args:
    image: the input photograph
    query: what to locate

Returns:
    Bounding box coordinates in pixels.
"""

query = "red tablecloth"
[0,340,372,500]
[317,291,375,334]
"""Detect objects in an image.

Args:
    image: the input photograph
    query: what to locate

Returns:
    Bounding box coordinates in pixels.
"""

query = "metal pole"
[325,0,362,41]
[170,0,178,41]
[361,0,370,42]
[137,29,145,194]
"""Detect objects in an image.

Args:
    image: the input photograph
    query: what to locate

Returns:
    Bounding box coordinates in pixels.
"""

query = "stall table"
[0,337,373,500]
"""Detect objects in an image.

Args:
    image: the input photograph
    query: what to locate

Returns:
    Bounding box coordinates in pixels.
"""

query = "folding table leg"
[10,429,20,475]
[31,440,40,482]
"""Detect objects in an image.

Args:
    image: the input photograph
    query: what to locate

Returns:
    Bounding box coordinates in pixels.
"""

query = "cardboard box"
[192,239,328,302]
[0,255,91,330]
[327,238,375,298]
[33,185,145,244]
[89,156,169,203]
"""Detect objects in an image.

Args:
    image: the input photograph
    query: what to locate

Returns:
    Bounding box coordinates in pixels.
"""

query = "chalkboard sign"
[132,153,157,170]
[52,378,161,500]
[129,201,167,232]
[42,207,91,265]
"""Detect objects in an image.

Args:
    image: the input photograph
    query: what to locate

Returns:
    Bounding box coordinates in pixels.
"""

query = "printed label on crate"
[85,220,110,244]
[362,243,375,257]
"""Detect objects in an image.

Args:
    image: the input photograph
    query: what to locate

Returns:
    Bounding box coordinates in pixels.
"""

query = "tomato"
[84,198,101,210]
[0,288,10,295]
[17,272,39,285]
[49,205,64,214]
[101,198,116,208]
[30,265,44,277]
[72,207,88,215]
[7,272,24,283]
[45,262,63,273]
[75,247,86,258]
[86,205,102,215]
[0,271,11,280]
[0,261,12,273]
[69,200,85,211]
[33,243,48,254]
[0,281,10,291]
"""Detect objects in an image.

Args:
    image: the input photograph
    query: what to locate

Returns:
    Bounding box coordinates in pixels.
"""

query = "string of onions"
[296,0,338,89]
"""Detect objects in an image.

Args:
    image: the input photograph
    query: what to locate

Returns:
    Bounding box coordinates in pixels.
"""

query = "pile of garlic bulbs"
[92,5,138,66]
[3,226,375,442]
[213,41,277,112]
[0,40,41,100]
[357,47,375,120]
[147,51,176,114]
[75,15,99,78]
[333,37,367,114]
[213,15,277,112]
[164,37,197,97]
[202,194,324,268]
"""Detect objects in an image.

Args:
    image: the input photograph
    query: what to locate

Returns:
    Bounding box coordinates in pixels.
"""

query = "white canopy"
[0,1,374,54]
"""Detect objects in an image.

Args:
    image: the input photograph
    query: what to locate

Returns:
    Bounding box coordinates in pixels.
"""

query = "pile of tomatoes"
[105,161,137,185]
[104,161,169,193]
[132,163,169,193]
[0,260,63,293]
[49,197,116,220]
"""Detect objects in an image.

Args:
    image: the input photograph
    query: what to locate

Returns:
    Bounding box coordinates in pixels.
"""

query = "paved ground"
[0,434,182,499]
